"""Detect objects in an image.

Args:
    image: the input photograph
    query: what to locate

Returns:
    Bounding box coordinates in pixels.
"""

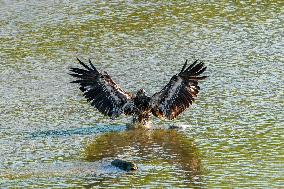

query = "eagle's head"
[136,88,146,97]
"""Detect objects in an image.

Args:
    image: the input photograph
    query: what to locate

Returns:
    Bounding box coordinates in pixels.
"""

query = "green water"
[0,1,283,188]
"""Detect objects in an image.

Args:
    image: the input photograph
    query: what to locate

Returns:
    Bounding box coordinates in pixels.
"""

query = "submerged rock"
[111,159,138,171]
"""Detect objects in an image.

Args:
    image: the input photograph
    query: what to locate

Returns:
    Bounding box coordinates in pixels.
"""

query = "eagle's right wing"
[151,60,207,120]
[69,58,134,117]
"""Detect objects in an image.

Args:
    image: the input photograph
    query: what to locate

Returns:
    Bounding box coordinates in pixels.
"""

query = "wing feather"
[151,60,208,120]
[69,58,133,117]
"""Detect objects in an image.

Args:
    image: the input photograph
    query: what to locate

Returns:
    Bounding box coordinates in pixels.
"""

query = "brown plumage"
[70,58,208,128]
[151,60,207,120]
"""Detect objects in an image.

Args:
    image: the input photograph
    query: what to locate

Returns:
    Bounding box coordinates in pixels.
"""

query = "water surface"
[0,1,283,188]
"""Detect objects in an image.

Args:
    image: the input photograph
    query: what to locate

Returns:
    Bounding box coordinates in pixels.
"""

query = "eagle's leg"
[127,113,152,129]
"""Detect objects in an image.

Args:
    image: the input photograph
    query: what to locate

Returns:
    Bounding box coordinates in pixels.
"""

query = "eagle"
[69,58,207,129]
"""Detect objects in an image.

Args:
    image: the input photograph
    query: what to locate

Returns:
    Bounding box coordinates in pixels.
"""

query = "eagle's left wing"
[151,60,208,120]
[69,58,134,117]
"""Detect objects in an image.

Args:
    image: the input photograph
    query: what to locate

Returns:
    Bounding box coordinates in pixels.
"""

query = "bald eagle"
[69,58,207,129]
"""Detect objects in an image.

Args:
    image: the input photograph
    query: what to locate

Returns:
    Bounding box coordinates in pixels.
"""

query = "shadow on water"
[29,124,126,138]
[84,129,203,188]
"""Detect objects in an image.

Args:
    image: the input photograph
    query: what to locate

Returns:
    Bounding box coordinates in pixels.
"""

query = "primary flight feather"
[70,58,208,128]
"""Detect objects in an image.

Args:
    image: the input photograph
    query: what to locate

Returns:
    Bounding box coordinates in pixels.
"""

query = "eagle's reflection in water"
[84,129,203,187]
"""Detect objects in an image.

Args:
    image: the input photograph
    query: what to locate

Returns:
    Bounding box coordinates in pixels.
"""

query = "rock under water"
[111,159,138,171]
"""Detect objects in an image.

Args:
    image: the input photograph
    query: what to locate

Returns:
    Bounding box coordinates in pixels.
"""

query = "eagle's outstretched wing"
[151,60,208,120]
[69,58,134,117]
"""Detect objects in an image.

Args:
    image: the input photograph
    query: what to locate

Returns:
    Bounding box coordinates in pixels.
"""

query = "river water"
[0,1,283,188]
